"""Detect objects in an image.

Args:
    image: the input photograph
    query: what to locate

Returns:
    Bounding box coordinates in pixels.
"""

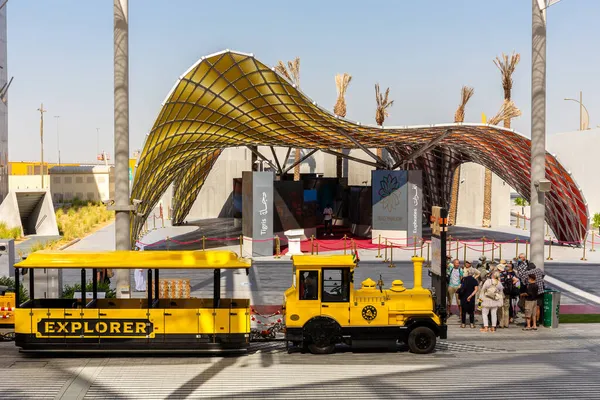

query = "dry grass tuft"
[334,73,352,117]
[454,86,474,123]
[375,83,394,126]
[488,100,522,126]
[493,51,520,101]
[274,57,300,87]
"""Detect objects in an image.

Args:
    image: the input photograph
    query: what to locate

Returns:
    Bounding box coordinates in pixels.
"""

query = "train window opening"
[322,268,350,302]
[299,271,318,300]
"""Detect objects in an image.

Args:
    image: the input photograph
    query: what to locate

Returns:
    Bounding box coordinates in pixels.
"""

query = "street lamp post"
[54,115,61,165]
[564,91,590,130]
[37,104,46,188]
[530,0,547,271]
[113,0,131,298]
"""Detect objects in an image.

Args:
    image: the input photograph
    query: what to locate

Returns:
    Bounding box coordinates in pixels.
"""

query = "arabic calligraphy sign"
[407,170,423,246]
[371,170,408,230]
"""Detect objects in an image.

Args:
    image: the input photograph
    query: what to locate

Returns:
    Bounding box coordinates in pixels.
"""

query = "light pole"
[54,115,61,165]
[530,0,547,271]
[37,104,46,188]
[113,0,131,298]
[564,92,590,130]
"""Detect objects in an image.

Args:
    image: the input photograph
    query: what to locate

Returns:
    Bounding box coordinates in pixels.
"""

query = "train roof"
[15,250,251,269]
[291,255,356,268]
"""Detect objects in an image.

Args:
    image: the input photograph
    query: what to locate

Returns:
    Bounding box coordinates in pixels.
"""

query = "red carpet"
[279,226,416,255]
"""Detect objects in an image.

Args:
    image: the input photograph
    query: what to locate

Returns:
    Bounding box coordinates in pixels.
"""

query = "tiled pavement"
[2,323,600,399]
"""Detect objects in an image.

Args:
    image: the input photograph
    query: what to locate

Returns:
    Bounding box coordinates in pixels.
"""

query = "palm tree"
[482,52,520,227]
[375,83,394,159]
[448,86,474,226]
[334,73,352,178]
[275,57,301,181]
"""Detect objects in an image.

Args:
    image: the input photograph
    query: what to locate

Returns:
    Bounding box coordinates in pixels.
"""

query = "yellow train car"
[284,255,446,354]
[0,291,15,328]
[13,250,251,353]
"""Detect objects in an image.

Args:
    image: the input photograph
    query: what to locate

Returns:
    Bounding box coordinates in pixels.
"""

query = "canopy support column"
[246,146,278,172]
[391,129,452,170]
[336,129,389,168]
[321,149,381,169]
[281,149,318,175]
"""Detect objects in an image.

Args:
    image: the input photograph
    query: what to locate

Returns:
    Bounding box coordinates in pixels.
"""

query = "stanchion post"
[481,236,486,258]
[343,234,347,255]
[376,234,382,258]
[426,242,430,266]
[516,213,521,228]
[499,243,502,261]
[581,233,588,261]
[162,216,165,229]
[239,235,243,259]
[316,242,319,255]
[166,236,170,251]
[412,235,417,257]
[384,239,389,262]
[491,239,495,261]
[523,216,527,231]
[420,238,424,258]
[463,241,467,265]
[153,215,156,230]
[455,239,459,260]
[515,238,519,259]
[591,232,596,252]
[275,235,281,259]
[310,235,315,255]
[389,241,395,268]
[546,238,553,260]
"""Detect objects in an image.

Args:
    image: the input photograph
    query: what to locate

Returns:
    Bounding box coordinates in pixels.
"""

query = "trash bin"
[543,289,561,328]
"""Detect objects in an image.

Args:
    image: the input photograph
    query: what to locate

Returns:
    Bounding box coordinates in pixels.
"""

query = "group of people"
[446,253,545,332]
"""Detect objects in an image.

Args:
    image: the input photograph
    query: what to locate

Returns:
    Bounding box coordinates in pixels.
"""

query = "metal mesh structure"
[131,50,588,245]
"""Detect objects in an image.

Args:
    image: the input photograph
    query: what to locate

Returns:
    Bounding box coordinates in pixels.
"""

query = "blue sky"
[7,0,600,163]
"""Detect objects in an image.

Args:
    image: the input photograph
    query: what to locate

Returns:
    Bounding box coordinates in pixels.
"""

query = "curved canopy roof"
[131,50,588,245]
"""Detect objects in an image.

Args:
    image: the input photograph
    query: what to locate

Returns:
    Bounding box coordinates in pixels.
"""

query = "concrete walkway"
[2,323,600,399]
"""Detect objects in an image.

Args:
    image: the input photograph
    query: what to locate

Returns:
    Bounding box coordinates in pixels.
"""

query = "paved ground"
[2,323,600,399]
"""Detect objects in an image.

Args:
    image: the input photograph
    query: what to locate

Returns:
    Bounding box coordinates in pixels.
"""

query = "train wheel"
[304,317,339,355]
[308,341,335,355]
[407,326,436,354]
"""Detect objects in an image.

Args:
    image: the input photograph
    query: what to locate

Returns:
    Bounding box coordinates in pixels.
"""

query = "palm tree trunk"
[482,169,492,227]
[448,167,460,225]
[293,148,301,181]
[482,109,512,227]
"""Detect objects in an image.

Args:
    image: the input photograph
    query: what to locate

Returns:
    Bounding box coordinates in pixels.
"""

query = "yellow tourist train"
[12,250,445,354]
[13,250,251,353]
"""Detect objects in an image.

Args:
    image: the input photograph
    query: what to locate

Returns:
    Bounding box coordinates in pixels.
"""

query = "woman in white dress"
[134,243,146,292]
[480,271,504,333]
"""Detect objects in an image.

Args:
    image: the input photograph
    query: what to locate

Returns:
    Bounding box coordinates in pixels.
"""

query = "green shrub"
[593,213,600,230]
[0,275,30,303]
[0,222,22,240]
[62,281,116,299]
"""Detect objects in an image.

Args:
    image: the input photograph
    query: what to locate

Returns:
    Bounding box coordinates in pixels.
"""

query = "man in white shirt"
[323,204,334,236]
